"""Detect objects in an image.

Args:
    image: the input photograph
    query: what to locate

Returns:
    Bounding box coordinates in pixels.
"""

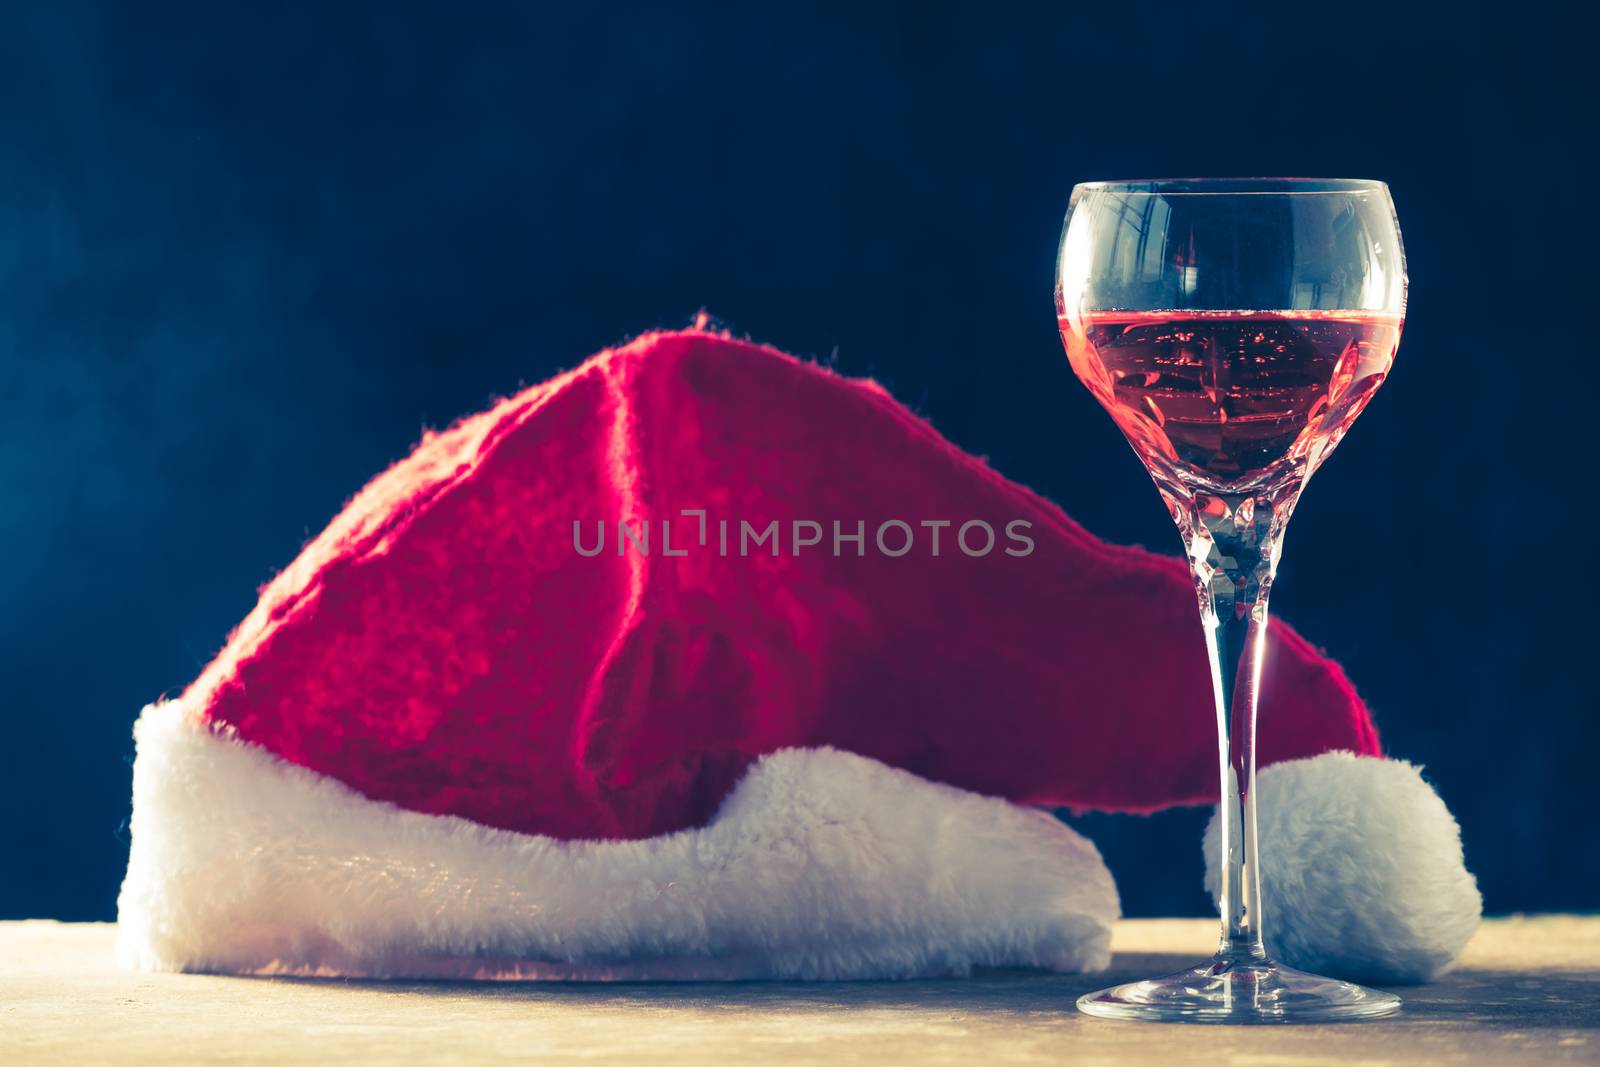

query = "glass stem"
[1166,486,1295,964]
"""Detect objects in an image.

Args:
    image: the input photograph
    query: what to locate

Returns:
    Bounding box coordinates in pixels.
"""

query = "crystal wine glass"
[1057,178,1405,1023]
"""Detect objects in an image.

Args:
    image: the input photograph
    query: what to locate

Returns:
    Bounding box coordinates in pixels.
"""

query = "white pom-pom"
[1203,752,1481,983]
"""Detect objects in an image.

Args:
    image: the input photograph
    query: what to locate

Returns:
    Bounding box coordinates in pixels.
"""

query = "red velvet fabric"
[186,330,1381,839]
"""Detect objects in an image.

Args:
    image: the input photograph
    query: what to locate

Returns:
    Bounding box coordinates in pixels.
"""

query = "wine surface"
[1059,310,1401,491]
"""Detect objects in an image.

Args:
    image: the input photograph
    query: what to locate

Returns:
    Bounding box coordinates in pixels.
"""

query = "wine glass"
[1056,178,1406,1023]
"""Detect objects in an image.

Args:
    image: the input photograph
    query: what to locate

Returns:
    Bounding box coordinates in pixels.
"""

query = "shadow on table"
[1397,967,1600,1031]
[255,950,1188,1005]
[260,953,1600,1030]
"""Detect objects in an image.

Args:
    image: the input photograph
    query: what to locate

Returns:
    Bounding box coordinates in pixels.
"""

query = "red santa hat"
[117,329,1479,982]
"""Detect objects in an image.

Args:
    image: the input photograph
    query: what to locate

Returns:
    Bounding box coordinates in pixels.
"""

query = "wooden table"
[4,918,1597,1065]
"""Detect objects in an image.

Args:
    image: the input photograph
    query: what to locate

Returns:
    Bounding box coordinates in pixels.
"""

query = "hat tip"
[1203,752,1481,983]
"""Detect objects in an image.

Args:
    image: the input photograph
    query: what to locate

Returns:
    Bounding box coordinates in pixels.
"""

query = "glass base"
[1077,955,1401,1024]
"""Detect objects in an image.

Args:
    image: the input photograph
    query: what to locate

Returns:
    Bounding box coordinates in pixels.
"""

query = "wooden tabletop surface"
[4,917,1597,1065]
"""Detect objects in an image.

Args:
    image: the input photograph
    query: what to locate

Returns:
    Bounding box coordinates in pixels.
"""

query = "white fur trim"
[1204,751,1481,983]
[118,701,1118,980]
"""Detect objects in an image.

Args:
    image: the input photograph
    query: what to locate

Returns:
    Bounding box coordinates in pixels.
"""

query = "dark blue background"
[3,2,1592,920]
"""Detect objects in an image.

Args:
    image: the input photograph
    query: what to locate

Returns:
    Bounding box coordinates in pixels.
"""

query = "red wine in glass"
[1059,310,1401,492]
[1058,179,1408,1023]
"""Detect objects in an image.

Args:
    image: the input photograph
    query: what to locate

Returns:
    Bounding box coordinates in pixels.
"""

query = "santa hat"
[117,329,1479,982]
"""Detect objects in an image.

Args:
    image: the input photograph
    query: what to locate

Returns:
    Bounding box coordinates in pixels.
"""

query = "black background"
[3,1,1593,920]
